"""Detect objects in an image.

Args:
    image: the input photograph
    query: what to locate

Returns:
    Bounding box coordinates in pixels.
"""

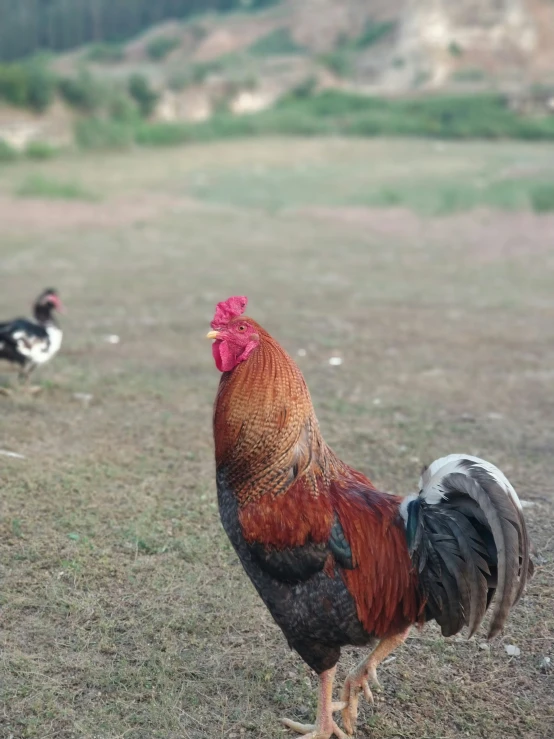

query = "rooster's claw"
[282,716,348,739]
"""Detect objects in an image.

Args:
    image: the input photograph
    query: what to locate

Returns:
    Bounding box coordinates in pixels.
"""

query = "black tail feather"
[406,460,533,639]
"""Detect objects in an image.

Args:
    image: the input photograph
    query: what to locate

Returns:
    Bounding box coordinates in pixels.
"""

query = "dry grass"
[0,138,553,739]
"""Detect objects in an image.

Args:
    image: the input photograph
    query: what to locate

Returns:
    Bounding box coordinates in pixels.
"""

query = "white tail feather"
[419,454,523,511]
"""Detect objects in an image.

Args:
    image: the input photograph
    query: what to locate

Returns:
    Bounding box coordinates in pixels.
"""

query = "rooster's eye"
[238,325,245,331]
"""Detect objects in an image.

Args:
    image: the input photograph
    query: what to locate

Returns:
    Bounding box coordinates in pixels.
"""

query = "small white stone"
[539,656,551,672]
[73,392,93,407]
[105,334,120,344]
[478,642,490,651]
[372,398,381,405]
[297,348,307,357]
[505,644,521,657]
[329,356,342,366]
[0,449,25,459]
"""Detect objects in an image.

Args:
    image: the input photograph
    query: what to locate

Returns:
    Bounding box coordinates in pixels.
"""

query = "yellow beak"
[206,330,220,340]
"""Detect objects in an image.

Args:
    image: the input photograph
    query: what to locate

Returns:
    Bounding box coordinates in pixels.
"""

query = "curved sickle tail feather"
[400,455,533,640]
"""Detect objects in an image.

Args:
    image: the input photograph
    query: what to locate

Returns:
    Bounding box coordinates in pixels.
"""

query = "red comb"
[211,296,247,329]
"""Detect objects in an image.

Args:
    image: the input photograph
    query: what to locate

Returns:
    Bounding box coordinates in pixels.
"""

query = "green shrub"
[146,37,180,61]
[133,117,264,148]
[319,19,395,76]
[27,67,56,112]
[188,59,224,84]
[167,70,190,92]
[25,141,58,159]
[452,68,485,83]
[134,121,192,146]
[74,117,134,150]
[108,91,139,122]
[0,64,28,106]
[448,41,464,57]
[71,89,554,154]
[354,21,395,49]
[249,27,305,56]
[530,183,554,213]
[0,61,55,112]
[373,188,403,207]
[86,43,125,63]
[0,139,18,162]
[134,115,263,147]
[318,50,352,77]
[317,22,395,79]
[280,89,378,115]
[58,71,106,113]
[254,108,330,136]
[16,175,96,200]
[128,91,554,147]
[128,74,158,117]
[287,76,317,100]
[174,52,245,90]
[268,90,554,141]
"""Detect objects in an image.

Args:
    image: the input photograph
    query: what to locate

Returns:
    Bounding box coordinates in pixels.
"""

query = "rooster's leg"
[341,628,410,735]
[282,665,348,739]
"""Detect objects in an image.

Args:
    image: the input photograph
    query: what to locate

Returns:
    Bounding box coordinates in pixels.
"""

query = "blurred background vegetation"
[0,0,553,172]
[0,0,278,61]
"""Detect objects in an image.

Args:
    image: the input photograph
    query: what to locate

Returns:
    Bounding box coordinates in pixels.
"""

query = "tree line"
[0,0,277,62]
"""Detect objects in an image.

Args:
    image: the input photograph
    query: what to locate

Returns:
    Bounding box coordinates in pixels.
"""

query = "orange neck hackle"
[213,322,333,506]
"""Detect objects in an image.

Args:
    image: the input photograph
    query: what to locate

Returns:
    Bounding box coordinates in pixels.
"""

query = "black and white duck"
[0,288,64,389]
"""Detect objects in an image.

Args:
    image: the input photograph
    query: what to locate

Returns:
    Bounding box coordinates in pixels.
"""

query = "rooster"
[208,296,533,739]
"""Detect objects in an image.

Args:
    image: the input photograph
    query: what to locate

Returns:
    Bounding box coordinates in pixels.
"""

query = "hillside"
[0,1,278,62]
[1,0,554,151]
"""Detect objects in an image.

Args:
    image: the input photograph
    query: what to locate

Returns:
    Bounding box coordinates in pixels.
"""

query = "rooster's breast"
[216,470,374,673]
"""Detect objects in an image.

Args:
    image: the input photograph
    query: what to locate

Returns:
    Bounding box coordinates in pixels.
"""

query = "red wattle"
[212,337,259,372]
[212,340,237,372]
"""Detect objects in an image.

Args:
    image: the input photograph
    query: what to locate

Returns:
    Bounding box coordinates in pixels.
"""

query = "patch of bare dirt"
[0,192,204,234]
[0,101,74,150]
[288,0,404,52]
[4,192,554,270]
[293,205,554,262]
[124,20,185,63]
[193,17,280,62]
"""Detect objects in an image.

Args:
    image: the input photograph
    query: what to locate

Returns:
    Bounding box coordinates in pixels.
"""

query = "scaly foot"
[340,629,410,735]
[282,667,347,739]
[282,709,348,739]
[340,665,381,735]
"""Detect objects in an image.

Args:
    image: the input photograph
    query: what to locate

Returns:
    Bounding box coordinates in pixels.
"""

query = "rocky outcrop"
[376,0,554,92]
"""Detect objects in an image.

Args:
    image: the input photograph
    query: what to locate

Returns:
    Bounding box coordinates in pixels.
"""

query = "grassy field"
[0,137,553,739]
